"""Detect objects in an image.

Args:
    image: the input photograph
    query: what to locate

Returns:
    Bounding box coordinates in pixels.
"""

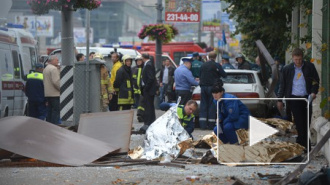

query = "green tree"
[223,0,301,61]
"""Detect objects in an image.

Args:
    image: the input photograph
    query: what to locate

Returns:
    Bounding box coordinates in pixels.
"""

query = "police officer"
[191,52,203,78]
[221,54,235,69]
[211,81,250,144]
[199,51,226,130]
[25,63,47,120]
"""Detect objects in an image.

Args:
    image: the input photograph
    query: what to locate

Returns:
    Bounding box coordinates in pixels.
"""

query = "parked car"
[191,69,276,118]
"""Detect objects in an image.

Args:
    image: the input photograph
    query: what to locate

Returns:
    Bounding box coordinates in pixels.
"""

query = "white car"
[191,69,276,117]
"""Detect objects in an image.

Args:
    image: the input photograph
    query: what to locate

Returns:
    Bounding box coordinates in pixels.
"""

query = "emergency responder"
[174,57,199,105]
[114,55,134,110]
[132,55,143,108]
[212,81,250,144]
[236,54,251,70]
[132,55,144,122]
[221,54,235,69]
[191,52,203,78]
[94,53,113,112]
[159,100,197,139]
[199,51,227,130]
[109,52,122,111]
[25,63,47,120]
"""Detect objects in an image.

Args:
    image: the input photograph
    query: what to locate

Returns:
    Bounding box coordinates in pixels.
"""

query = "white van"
[8,25,38,73]
[0,26,38,118]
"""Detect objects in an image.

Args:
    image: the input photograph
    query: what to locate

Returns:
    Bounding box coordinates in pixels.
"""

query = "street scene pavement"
[0,110,328,185]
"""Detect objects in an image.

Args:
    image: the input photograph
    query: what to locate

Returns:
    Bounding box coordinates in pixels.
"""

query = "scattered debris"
[78,110,133,153]
[258,118,294,133]
[274,129,330,185]
[200,150,218,164]
[128,146,144,160]
[216,141,304,163]
[0,116,119,166]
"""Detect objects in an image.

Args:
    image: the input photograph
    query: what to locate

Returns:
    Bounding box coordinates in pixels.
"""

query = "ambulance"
[0,24,38,118]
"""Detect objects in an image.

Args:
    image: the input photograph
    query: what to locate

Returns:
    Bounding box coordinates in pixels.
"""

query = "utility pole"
[155,0,163,71]
[198,0,202,43]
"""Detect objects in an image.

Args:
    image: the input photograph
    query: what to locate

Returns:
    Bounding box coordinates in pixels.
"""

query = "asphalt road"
[0,109,328,185]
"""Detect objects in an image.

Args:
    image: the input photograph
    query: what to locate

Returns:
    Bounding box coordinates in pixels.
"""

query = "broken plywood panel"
[258,118,294,132]
[216,141,304,163]
[78,110,134,153]
[0,116,119,166]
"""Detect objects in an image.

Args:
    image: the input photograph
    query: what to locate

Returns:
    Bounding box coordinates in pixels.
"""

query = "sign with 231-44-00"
[165,0,201,22]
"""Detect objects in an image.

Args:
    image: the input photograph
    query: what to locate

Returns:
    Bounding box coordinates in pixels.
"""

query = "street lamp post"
[155,0,163,70]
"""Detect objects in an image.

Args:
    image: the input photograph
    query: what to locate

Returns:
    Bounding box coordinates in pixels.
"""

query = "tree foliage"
[223,0,306,61]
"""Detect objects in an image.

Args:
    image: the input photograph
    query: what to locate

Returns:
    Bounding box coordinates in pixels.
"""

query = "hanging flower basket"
[138,24,178,43]
[26,0,102,15]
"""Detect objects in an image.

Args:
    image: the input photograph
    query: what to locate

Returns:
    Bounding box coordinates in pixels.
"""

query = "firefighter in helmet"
[94,53,113,111]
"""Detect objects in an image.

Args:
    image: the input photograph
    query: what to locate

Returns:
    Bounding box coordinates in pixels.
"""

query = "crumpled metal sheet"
[0,116,119,166]
[143,106,190,160]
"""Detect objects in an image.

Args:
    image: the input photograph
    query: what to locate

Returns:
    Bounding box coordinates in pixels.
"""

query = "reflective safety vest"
[177,105,195,127]
[132,67,142,95]
[27,72,43,80]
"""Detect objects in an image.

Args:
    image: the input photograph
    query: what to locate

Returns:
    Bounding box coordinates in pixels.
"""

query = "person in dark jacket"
[139,53,158,133]
[236,54,251,70]
[191,52,203,78]
[277,48,320,151]
[211,81,250,144]
[132,55,144,122]
[113,55,134,110]
[132,55,143,108]
[159,59,175,103]
[199,51,227,130]
[25,63,47,120]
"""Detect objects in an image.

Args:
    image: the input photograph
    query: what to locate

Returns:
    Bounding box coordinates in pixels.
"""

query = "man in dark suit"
[277,48,320,153]
[139,53,157,133]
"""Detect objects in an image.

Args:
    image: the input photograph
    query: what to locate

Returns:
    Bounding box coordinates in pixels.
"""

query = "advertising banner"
[15,16,53,37]
[202,0,221,32]
[165,0,201,22]
[73,27,94,44]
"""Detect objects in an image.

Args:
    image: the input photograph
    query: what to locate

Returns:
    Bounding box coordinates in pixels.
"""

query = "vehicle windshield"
[222,73,255,84]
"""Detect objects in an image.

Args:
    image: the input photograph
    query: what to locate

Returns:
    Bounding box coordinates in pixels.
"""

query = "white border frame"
[216,97,309,165]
